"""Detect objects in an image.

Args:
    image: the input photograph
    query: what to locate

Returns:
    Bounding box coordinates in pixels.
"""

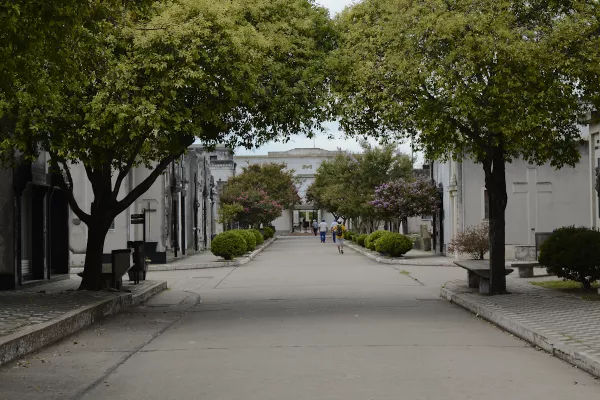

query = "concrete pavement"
[1,236,599,399]
[442,279,600,378]
[0,277,165,366]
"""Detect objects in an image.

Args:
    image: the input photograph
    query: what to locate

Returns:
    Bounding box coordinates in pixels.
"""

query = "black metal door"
[30,186,47,280]
[49,189,69,275]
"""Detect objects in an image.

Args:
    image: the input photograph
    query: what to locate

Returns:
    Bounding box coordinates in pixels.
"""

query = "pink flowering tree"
[220,162,298,229]
[228,189,283,228]
[371,176,438,223]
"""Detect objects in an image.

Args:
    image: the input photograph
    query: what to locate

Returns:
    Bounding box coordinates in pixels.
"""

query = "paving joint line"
[138,343,529,352]
[440,281,600,379]
[70,291,202,400]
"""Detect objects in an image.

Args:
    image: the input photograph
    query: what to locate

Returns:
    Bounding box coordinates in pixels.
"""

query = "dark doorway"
[29,186,47,280]
[181,193,186,255]
[49,189,69,275]
[436,184,445,254]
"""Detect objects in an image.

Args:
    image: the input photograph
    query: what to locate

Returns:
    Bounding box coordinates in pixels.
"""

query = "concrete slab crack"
[70,292,201,400]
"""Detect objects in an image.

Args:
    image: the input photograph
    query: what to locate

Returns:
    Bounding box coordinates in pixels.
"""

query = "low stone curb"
[0,280,166,367]
[440,284,600,379]
[70,238,277,273]
[145,237,276,271]
[345,241,454,266]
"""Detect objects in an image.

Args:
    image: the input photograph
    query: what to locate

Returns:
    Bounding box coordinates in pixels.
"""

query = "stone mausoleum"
[0,145,235,289]
[431,125,591,259]
[0,153,70,289]
[70,145,236,266]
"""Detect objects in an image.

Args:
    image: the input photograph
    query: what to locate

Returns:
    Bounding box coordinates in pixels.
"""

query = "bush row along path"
[1,236,599,399]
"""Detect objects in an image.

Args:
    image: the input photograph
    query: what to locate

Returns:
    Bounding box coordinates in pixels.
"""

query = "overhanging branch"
[114,152,183,216]
[48,153,91,225]
[113,137,146,196]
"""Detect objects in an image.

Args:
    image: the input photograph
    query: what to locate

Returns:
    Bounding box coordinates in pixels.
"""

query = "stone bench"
[509,262,539,278]
[454,260,514,294]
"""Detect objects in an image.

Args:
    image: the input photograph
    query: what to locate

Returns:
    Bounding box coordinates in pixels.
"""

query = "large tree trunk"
[483,145,508,295]
[79,216,112,290]
[48,151,185,291]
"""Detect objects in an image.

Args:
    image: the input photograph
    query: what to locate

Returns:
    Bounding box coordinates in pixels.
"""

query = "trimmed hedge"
[211,231,247,260]
[539,226,600,291]
[375,233,413,257]
[235,229,256,252]
[263,226,275,239]
[356,234,368,247]
[365,230,392,251]
[250,229,264,245]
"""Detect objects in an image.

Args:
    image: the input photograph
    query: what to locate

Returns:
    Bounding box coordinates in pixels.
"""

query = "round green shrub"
[250,229,264,245]
[263,226,275,239]
[356,234,368,247]
[375,233,413,257]
[343,230,356,240]
[211,231,247,260]
[539,226,600,291]
[365,230,392,251]
[234,229,256,252]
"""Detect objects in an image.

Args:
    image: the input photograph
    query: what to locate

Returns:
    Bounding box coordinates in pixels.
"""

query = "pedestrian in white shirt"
[319,219,328,243]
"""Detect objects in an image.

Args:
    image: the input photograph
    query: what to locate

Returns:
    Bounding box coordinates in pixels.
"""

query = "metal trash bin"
[102,249,132,290]
[127,241,147,284]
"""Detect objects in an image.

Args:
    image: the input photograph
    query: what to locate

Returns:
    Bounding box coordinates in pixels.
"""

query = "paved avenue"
[1,236,599,399]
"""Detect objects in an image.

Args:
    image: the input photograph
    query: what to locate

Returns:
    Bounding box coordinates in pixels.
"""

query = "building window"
[210,155,217,161]
[483,190,489,220]
[421,215,432,221]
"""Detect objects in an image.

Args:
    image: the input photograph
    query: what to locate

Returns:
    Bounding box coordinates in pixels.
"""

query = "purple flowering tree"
[371,177,438,224]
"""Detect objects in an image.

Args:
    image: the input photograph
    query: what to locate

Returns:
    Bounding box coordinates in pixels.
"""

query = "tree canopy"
[333,0,598,293]
[221,163,300,227]
[222,163,301,209]
[371,176,438,221]
[307,143,413,231]
[223,189,284,228]
[334,0,585,166]
[1,0,336,289]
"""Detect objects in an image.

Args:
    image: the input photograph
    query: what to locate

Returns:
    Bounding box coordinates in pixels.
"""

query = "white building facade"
[202,146,237,235]
[586,112,600,229]
[431,136,592,259]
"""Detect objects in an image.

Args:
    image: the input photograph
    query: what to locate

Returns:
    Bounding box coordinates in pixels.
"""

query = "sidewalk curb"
[0,281,166,367]
[345,242,454,266]
[440,286,600,379]
[70,238,277,273]
[146,237,277,271]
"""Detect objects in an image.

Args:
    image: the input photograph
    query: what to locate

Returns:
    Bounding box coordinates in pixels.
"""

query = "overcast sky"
[235,0,421,163]
[316,0,353,14]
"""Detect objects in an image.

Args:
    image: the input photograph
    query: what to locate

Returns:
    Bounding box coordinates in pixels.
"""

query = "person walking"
[334,218,346,254]
[319,219,328,243]
[330,219,338,244]
[312,220,319,236]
